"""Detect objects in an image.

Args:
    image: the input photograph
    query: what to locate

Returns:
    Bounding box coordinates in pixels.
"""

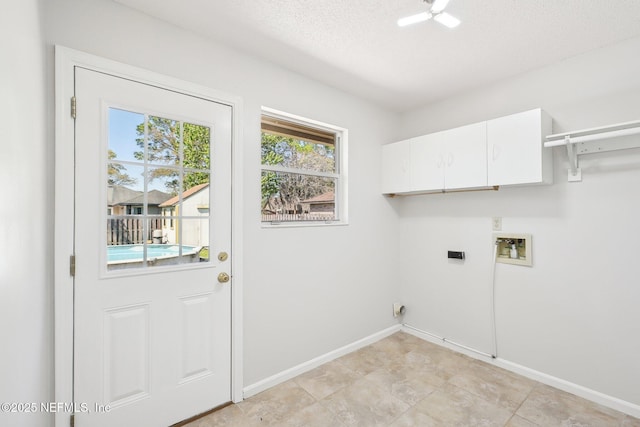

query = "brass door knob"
[217,272,230,283]
[218,252,229,262]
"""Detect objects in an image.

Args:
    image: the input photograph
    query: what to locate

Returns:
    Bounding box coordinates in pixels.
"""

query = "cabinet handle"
[492,144,500,161]
[447,153,454,166]
[436,154,444,168]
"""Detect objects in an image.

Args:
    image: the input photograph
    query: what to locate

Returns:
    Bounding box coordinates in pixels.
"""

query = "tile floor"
[187,332,640,426]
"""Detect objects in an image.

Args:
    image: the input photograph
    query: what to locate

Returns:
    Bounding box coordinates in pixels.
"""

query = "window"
[107,107,212,270]
[127,206,143,215]
[260,108,347,225]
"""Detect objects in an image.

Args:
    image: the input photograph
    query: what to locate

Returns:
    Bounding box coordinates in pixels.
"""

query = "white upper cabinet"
[382,109,551,195]
[381,138,412,194]
[411,132,444,191]
[412,122,487,191]
[441,122,487,190]
[382,122,487,194]
[487,109,552,186]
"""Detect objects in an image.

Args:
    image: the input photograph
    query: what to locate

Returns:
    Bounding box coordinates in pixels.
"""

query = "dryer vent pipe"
[393,303,406,318]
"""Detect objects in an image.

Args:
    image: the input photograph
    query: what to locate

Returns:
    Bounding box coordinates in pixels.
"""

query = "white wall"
[10,0,640,424]
[43,0,400,397]
[396,36,640,408]
[0,1,52,427]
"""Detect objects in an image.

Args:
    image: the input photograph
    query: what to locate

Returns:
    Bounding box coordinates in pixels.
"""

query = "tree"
[107,149,136,186]
[260,132,335,213]
[135,117,210,194]
[261,133,284,211]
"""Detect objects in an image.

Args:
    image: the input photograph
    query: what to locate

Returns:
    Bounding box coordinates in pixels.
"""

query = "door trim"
[54,46,244,427]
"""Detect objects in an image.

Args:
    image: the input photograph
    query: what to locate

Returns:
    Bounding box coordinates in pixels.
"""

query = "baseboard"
[243,324,402,399]
[493,359,640,419]
[402,324,640,419]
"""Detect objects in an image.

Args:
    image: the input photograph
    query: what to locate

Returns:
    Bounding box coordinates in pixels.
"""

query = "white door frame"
[54,46,244,427]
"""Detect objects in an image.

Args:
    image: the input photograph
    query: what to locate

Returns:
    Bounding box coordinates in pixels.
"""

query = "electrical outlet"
[492,217,502,231]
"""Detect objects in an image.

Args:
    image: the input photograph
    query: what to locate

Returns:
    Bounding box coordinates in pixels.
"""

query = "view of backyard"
[107,109,340,270]
[107,108,211,269]
[260,114,339,222]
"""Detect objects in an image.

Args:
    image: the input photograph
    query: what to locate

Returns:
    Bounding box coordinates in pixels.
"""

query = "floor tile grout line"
[444,363,539,414]
[385,387,438,426]
[506,381,542,426]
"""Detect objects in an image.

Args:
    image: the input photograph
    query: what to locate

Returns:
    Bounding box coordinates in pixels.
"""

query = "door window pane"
[108,108,145,163]
[179,218,210,261]
[146,116,180,166]
[184,122,211,170]
[147,166,179,196]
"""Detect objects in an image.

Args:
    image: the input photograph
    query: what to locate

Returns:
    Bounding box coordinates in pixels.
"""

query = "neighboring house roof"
[120,190,173,206]
[159,183,209,207]
[302,191,335,204]
[108,185,141,206]
[107,185,171,206]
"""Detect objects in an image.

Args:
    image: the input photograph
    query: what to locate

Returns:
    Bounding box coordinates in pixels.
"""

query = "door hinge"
[71,96,77,119]
[70,414,75,427]
[70,255,76,277]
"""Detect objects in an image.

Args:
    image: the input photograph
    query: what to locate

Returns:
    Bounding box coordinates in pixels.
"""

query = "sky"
[109,107,171,193]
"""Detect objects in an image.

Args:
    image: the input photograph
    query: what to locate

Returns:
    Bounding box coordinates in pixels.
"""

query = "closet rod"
[544,119,640,147]
[544,118,640,182]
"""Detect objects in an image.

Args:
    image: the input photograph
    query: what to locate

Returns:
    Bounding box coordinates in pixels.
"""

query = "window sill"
[261,220,348,229]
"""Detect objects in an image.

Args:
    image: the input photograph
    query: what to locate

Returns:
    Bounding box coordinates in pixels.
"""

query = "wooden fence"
[107,218,163,245]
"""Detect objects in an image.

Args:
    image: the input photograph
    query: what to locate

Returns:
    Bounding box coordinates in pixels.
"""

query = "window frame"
[260,107,348,227]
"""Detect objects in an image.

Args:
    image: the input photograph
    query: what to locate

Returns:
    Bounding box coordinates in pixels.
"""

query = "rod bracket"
[565,136,582,182]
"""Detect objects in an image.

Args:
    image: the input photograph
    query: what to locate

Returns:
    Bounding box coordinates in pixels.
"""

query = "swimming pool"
[107,244,198,263]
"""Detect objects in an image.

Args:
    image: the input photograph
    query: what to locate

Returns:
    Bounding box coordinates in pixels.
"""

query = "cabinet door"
[487,109,550,186]
[411,133,445,191]
[442,122,488,190]
[381,140,412,194]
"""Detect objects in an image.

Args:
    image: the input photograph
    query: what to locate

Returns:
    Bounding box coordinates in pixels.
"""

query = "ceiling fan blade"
[397,11,433,27]
[431,0,450,13]
[434,12,460,28]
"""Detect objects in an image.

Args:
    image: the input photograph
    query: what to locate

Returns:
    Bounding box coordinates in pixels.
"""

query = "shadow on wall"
[393,179,566,220]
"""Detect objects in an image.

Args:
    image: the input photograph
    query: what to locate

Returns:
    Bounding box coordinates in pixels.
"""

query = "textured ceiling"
[115,0,640,112]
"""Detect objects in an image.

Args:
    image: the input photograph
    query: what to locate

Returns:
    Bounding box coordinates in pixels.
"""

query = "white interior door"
[73,67,232,427]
